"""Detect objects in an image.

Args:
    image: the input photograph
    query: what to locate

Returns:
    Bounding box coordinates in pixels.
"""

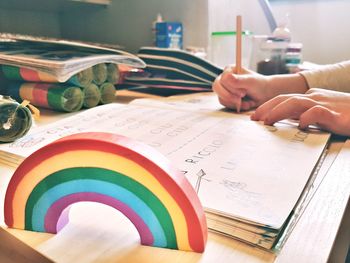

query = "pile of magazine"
[122,47,223,95]
[0,33,145,82]
[0,34,146,114]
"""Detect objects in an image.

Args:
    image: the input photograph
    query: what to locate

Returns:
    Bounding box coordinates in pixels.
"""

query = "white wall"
[207,0,350,65]
[207,0,275,67]
[270,0,350,64]
[208,0,272,35]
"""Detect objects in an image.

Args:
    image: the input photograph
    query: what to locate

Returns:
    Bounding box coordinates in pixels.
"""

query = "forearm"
[265,73,309,98]
[299,60,350,92]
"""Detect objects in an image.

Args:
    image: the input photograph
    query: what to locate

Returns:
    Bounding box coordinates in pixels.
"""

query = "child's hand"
[213,66,275,111]
[251,88,350,136]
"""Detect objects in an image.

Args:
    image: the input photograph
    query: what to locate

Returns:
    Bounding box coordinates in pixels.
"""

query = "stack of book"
[122,47,223,95]
[0,34,145,112]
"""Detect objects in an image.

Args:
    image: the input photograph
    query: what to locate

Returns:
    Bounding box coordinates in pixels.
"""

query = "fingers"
[241,97,257,111]
[299,105,338,131]
[212,75,232,99]
[217,94,242,110]
[213,73,247,110]
[213,74,246,98]
[251,95,294,121]
[248,88,350,136]
[220,72,246,96]
[300,105,350,136]
[213,66,263,111]
[251,95,317,125]
[264,97,318,125]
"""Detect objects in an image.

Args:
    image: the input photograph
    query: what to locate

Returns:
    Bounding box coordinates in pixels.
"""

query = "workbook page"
[0,102,330,229]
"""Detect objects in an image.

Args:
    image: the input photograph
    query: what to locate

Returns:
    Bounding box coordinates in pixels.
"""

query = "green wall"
[60,0,208,53]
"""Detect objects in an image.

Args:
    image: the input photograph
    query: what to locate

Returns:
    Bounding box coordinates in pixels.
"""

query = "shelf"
[0,0,110,12]
[69,0,111,5]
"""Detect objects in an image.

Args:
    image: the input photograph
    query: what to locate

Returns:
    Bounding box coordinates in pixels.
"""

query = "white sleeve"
[299,60,350,92]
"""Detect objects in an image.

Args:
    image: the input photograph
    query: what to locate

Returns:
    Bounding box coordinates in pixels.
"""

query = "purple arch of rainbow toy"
[49,193,155,246]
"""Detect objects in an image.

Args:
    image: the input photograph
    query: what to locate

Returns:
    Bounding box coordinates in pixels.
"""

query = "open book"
[0,33,145,83]
[0,93,330,251]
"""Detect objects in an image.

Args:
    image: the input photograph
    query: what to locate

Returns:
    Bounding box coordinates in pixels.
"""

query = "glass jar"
[209,30,253,68]
[285,42,303,73]
[256,39,289,75]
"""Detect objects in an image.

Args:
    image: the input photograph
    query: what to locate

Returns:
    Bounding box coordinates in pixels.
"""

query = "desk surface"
[0,92,349,263]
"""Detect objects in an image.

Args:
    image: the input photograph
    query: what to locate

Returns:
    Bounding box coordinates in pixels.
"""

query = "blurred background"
[0,0,349,65]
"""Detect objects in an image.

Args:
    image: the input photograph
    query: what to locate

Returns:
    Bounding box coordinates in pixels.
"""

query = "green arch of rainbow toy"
[4,132,207,252]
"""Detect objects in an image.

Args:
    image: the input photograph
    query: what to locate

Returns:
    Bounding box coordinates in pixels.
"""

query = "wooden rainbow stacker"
[4,132,207,252]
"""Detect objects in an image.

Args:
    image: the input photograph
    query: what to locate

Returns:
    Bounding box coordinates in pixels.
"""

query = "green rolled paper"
[0,95,32,142]
[68,67,94,88]
[46,84,84,112]
[1,65,22,80]
[93,63,107,85]
[1,65,94,89]
[98,82,116,104]
[106,63,120,84]
[81,83,101,108]
[5,82,84,113]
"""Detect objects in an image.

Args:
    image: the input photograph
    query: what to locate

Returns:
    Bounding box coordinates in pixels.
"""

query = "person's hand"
[212,66,309,112]
[212,66,271,111]
[251,88,350,136]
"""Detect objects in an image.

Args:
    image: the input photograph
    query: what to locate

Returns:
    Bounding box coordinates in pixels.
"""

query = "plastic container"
[272,24,291,42]
[255,13,292,75]
[208,30,252,68]
[255,39,289,75]
[152,14,163,46]
[285,42,303,73]
[249,35,268,71]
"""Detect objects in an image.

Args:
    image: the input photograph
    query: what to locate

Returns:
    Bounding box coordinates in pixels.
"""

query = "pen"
[235,15,242,113]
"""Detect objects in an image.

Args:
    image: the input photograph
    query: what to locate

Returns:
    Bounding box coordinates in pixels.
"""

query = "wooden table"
[0,92,349,263]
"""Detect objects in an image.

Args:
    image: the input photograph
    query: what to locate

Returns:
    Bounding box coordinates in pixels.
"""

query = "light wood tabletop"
[0,92,349,263]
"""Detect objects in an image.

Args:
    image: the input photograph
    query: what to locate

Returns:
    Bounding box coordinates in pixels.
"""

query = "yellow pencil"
[236,15,242,113]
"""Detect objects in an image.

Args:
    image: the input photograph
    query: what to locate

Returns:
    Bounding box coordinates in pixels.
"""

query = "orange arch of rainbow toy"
[4,132,207,252]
